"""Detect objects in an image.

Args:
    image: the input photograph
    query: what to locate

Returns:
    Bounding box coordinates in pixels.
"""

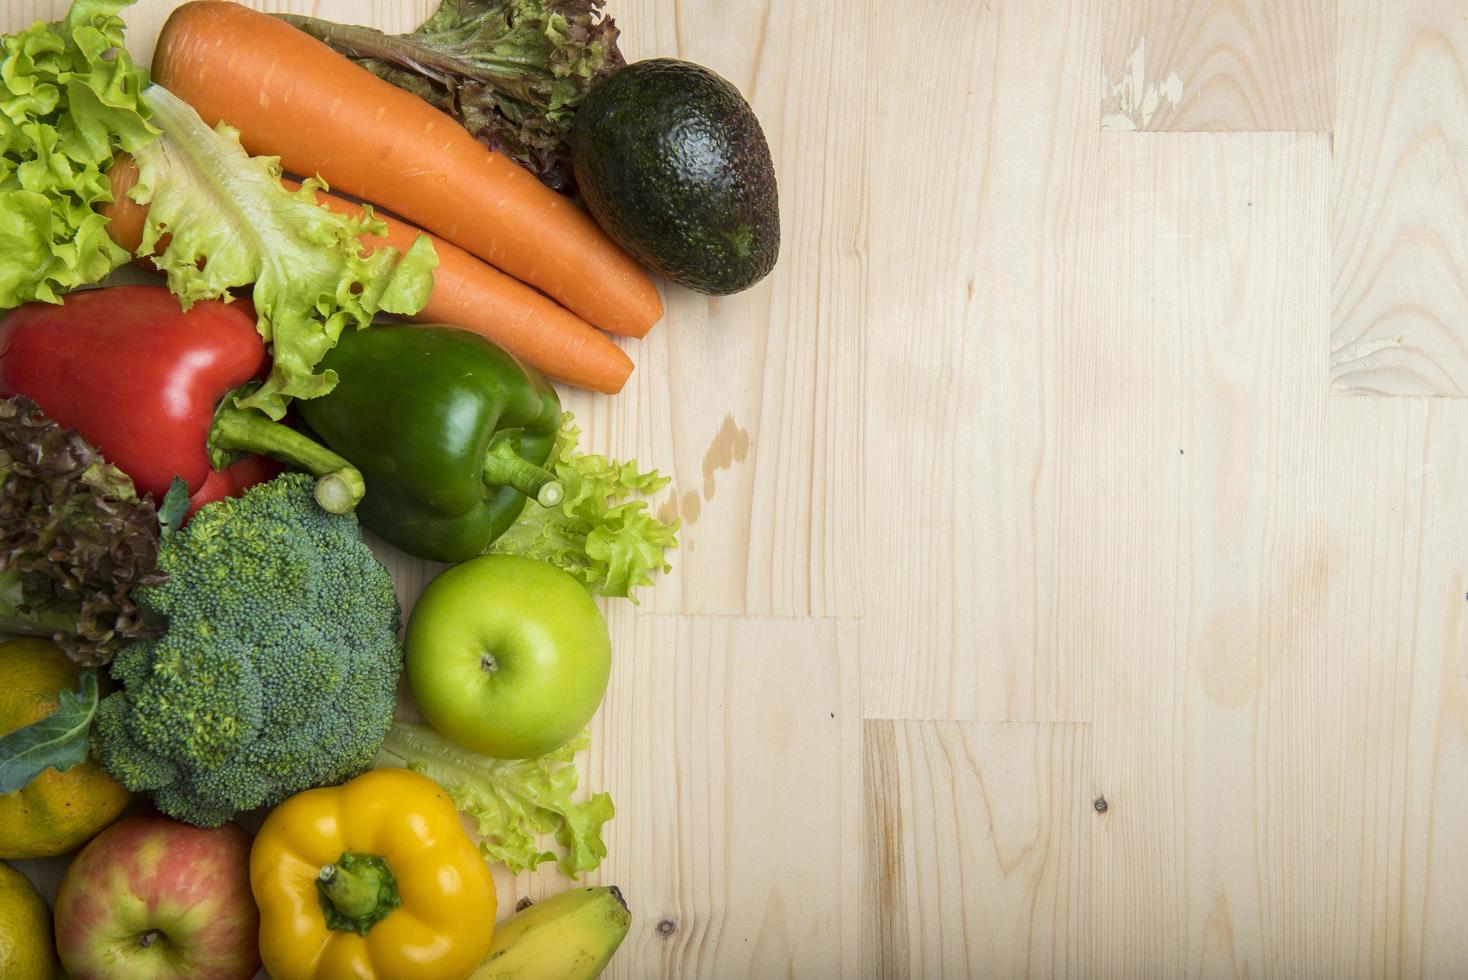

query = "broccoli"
[91,473,402,827]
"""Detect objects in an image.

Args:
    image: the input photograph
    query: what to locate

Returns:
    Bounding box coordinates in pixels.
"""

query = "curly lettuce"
[374,722,613,877]
[129,85,438,419]
[0,396,166,666]
[0,0,158,307]
[490,413,678,599]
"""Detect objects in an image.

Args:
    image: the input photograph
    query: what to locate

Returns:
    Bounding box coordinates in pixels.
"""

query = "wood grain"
[1099,0,1335,132]
[861,721,1091,979]
[859,0,1100,723]
[1318,398,1468,977]
[1078,130,1335,979]
[1329,0,1468,396]
[577,611,862,980]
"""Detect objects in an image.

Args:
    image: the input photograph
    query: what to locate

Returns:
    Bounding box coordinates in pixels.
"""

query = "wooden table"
[8,0,1468,976]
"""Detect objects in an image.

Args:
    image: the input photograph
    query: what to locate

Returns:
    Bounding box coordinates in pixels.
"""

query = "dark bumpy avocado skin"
[572,59,779,295]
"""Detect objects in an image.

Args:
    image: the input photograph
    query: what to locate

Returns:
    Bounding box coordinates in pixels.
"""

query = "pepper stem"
[209,392,365,515]
[316,852,402,936]
[318,863,381,919]
[482,440,563,507]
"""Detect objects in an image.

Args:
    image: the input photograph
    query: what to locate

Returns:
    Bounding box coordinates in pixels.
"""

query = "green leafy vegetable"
[0,396,166,666]
[491,413,678,599]
[279,0,624,195]
[0,0,158,307]
[0,668,100,793]
[129,84,439,419]
[373,722,613,877]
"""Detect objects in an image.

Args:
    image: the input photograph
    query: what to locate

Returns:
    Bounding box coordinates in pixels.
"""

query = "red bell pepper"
[188,453,284,518]
[0,286,362,515]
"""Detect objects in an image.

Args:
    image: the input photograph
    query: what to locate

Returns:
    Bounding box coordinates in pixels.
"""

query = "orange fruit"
[0,860,59,979]
[0,637,130,859]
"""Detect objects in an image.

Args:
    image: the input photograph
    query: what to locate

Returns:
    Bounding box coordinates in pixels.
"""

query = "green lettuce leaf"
[129,84,438,419]
[491,413,678,600]
[0,0,157,307]
[373,722,613,877]
[0,668,100,793]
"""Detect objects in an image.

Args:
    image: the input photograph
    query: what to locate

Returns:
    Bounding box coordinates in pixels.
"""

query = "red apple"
[54,813,260,980]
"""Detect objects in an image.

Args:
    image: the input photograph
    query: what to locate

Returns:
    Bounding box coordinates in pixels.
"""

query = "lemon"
[0,860,59,979]
[0,637,130,859]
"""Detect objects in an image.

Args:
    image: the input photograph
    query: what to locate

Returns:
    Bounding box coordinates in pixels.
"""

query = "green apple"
[407,555,612,759]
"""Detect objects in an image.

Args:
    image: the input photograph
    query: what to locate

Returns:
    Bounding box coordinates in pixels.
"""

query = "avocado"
[572,59,780,296]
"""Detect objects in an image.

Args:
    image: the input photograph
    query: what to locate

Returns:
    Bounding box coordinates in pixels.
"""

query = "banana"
[471,885,632,980]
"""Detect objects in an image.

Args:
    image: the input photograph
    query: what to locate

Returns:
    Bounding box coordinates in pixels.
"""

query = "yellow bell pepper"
[251,768,497,980]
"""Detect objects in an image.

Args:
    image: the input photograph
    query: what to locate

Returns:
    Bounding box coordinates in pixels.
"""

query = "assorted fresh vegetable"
[126,84,439,418]
[92,474,403,827]
[0,287,363,511]
[106,144,636,394]
[280,0,625,196]
[0,0,782,973]
[312,182,636,394]
[153,0,664,337]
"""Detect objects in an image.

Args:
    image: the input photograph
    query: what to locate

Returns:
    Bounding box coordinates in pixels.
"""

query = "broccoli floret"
[91,473,402,827]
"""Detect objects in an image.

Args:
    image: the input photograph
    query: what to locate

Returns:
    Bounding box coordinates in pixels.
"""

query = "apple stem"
[137,929,163,949]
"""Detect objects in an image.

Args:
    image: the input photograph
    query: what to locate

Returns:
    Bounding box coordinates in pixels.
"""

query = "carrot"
[150,1,663,339]
[101,159,152,256]
[103,156,635,395]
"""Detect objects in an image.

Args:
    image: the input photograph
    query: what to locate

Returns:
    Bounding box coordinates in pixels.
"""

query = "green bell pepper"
[297,325,565,562]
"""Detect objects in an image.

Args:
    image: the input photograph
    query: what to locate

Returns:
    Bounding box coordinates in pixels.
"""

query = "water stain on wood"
[655,415,752,527]
[681,490,702,524]
[703,414,751,501]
